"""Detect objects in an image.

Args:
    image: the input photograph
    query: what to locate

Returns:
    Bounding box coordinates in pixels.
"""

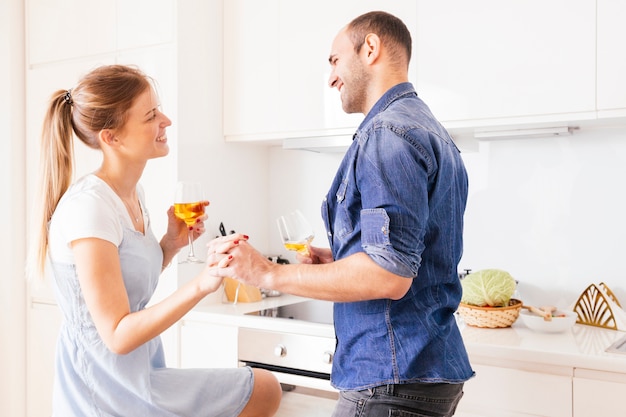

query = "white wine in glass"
[174,181,205,263]
[277,210,314,255]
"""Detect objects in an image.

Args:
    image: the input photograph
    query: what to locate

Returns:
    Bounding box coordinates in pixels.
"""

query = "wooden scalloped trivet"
[573,283,617,330]
[599,282,621,308]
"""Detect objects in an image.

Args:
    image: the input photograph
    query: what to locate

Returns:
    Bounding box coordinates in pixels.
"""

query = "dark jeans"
[331,382,464,417]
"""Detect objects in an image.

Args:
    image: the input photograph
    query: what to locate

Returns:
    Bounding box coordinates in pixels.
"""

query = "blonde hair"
[30,65,151,278]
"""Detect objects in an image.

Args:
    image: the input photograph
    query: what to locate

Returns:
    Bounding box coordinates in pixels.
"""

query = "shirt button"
[327,231,332,237]
[381,226,388,234]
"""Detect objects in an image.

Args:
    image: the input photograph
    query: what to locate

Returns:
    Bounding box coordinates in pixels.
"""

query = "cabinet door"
[28,0,176,66]
[277,0,416,136]
[27,0,116,65]
[573,369,626,417]
[224,0,417,141]
[458,363,572,417]
[179,320,239,368]
[415,0,596,125]
[27,302,62,417]
[116,0,176,50]
[223,0,281,139]
[597,0,626,115]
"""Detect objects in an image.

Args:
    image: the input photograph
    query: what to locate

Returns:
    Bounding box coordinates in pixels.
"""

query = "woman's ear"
[99,129,117,146]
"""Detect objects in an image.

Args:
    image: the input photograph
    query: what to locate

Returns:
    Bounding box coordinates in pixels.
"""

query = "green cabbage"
[461,269,516,307]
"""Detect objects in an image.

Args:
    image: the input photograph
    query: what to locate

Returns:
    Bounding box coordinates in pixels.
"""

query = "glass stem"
[187,229,196,258]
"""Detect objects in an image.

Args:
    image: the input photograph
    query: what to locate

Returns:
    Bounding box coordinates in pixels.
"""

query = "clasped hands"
[204,234,271,289]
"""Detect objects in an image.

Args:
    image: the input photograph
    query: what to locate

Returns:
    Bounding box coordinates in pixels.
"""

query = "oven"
[238,299,339,402]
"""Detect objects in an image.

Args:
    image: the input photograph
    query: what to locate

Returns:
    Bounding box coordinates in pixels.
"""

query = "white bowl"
[519,310,578,333]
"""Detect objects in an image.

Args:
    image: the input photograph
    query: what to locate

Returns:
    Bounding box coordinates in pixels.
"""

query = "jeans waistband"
[370,382,464,397]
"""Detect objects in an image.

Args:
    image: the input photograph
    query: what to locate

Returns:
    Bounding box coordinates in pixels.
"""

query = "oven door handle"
[240,361,330,380]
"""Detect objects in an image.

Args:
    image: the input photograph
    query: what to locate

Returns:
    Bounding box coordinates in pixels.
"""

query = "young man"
[211,11,474,417]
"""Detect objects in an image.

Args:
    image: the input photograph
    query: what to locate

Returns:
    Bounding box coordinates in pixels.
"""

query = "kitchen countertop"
[186,294,335,338]
[459,317,626,374]
[186,294,626,374]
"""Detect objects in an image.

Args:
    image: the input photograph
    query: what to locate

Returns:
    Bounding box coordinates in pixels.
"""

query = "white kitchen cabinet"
[573,368,626,417]
[27,0,176,66]
[27,0,116,65]
[415,0,596,128]
[457,358,573,417]
[116,0,176,51]
[597,0,626,117]
[223,0,280,140]
[223,0,416,142]
[26,302,62,417]
[179,320,239,368]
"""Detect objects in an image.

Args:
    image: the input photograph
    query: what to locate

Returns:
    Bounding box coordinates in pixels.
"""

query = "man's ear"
[362,33,381,63]
[99,129,117,146]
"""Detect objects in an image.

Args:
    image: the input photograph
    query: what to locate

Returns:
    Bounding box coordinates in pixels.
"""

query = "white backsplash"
[267,125,626,310]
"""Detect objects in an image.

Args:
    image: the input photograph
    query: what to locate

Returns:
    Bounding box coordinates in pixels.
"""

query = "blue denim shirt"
[322,82,474,390]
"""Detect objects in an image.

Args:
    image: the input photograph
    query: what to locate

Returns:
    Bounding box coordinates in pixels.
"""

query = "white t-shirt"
[48,173,147,264]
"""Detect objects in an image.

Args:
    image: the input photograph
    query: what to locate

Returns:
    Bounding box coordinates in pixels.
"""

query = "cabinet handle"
[322,351,333,364]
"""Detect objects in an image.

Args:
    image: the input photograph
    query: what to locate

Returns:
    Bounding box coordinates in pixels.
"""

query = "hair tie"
[64,89,73,105]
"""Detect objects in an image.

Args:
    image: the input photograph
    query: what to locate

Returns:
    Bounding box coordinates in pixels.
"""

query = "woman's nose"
[161,113,172,126]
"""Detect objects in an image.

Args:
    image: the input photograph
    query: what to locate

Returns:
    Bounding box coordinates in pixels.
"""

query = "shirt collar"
[358,82,417,130]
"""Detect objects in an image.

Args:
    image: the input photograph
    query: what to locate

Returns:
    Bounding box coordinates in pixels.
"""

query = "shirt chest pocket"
[333,179,354,239]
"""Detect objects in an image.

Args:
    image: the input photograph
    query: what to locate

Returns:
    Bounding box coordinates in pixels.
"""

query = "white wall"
[266,148,343,262]
[461,126,626,308]
[176,0,271,303]
[0,1,26,416]
[266,126,626,310]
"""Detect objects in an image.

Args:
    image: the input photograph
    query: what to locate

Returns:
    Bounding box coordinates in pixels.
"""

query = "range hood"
[473,126,578,140]
[280,124,582,153]
[282,134,354,153]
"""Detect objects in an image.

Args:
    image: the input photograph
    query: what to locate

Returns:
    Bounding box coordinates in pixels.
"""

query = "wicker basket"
[457,299,522,328]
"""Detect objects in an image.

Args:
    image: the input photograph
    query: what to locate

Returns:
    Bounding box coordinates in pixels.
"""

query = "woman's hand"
[205,234,276,289]
[205,233,247,267]
[160,201,209,266]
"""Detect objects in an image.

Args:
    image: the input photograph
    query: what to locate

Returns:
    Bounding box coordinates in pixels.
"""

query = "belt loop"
[386,384,394,395]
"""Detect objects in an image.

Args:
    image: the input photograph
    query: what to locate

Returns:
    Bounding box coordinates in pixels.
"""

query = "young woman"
[31,64,281,417]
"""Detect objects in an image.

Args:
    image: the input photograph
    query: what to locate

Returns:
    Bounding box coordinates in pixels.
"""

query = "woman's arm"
[73,236,221,355]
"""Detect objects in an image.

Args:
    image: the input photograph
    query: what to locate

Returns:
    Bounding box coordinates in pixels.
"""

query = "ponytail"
[29,90,75,279]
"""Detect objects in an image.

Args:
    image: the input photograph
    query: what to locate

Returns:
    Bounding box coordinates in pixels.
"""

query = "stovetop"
[245,299,334,325]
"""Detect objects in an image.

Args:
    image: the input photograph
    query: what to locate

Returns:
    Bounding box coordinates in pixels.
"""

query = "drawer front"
[238,328,335,374]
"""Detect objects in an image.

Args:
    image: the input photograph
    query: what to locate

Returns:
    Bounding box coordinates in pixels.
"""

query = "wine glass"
[173,181,205,263]
[276,210,314,256]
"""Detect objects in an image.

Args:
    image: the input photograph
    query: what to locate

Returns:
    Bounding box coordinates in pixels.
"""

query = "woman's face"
[114,87,172,160]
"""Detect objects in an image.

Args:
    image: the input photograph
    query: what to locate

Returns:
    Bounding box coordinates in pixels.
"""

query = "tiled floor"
[275,388,338,417]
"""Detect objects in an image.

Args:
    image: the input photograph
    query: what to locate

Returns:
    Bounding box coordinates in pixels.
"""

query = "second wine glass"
[276,210,314,256]
[174,181,205,263]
